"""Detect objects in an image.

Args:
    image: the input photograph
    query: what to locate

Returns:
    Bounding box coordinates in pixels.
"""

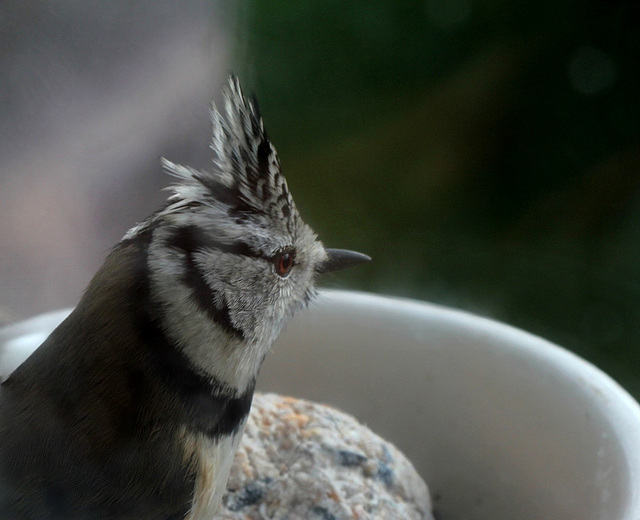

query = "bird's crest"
[162,76,296,224]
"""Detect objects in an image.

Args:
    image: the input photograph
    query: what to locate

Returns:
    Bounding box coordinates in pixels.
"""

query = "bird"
[0,76,369,520]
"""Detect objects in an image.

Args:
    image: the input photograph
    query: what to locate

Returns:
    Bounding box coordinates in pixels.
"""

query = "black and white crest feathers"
[162,76,295,223]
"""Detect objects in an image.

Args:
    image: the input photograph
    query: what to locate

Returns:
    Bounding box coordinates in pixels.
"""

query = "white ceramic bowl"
[2,290,640,520]
[261,291,640,520]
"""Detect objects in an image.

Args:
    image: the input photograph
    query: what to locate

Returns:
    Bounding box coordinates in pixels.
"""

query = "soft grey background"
[1,2,229,319]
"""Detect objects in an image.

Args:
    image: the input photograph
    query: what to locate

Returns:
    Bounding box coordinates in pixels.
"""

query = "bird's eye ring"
[273,251,295,277]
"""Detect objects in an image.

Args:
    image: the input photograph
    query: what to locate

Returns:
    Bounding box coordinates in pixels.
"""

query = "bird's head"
[122,77,368,391]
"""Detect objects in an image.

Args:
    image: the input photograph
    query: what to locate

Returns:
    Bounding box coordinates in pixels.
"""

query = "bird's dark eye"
[274,251,295,277]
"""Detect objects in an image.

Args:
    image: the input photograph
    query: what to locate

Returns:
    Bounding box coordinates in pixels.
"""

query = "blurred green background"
[233,1,640,397]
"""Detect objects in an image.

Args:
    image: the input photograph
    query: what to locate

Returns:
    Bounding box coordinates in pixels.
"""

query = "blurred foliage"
[231,0,640,397]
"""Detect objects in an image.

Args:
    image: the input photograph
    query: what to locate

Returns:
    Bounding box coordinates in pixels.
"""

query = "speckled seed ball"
[216,393,434,520]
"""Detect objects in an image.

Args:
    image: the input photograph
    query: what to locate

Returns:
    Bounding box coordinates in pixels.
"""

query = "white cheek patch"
[149,236,271,394]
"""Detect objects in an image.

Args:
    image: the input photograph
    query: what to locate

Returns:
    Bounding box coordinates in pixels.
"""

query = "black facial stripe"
[208,238,259,259]
[166,225,262,260]
[131,228,254,439]
[184,264,244,340]
[166,226,245,340]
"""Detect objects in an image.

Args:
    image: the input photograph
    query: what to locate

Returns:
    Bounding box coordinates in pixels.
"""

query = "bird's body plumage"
[0,77,368,519]
[0,233,202,519]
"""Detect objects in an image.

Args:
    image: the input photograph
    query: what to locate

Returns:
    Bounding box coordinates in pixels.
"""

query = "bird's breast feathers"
[181,423,247,519]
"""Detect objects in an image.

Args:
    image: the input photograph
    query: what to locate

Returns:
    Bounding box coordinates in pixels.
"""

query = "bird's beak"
[316,248,371,275]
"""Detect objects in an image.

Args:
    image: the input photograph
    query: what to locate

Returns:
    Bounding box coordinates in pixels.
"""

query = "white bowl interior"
[2,291,640,520]
[259,290,640,520]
